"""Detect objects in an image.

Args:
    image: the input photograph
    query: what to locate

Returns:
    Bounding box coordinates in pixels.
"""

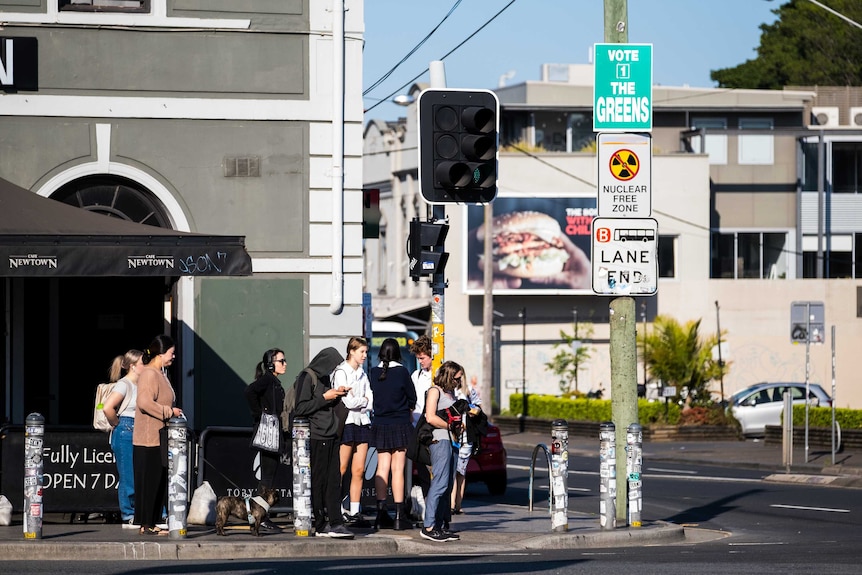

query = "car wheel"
[486,476,507,496]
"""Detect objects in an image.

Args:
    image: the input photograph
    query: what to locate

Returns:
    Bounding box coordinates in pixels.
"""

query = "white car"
[729,382,832,437]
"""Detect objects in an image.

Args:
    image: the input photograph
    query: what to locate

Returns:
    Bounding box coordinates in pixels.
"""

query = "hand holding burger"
[475,211,590,289]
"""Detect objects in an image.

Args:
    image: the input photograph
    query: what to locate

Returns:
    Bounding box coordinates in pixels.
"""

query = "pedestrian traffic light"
[418,88,499,204]
[408,218,449,281]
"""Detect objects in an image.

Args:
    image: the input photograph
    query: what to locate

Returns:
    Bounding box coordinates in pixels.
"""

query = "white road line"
[647,467,698,474]
[507,464,761,484]
[770,504,850,513]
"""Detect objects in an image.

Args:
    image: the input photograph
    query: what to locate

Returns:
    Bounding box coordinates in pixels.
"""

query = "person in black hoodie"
[244,348,289,531]
[293,347,354,539]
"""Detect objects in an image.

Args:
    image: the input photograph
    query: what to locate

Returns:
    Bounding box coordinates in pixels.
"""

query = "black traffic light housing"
[418,88,499,204]
[408,218,449,281]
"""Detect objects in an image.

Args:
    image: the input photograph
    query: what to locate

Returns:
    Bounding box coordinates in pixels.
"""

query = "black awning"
[0,177,252,277]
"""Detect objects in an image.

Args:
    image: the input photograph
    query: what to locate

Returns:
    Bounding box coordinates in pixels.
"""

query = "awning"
[0,177,252,277]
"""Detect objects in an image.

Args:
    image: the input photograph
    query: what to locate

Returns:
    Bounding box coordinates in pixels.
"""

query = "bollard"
[292,417,312,537]
[626,423,643,528]
[167,416,189,539]
[599,421,616,530]
[550,420,569,532]
[23,413,45,540]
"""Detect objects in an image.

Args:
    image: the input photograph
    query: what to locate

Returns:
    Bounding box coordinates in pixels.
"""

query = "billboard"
[464,196,597,294]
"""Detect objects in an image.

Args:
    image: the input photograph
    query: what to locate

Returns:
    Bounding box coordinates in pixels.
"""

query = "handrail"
[528,443,553,513]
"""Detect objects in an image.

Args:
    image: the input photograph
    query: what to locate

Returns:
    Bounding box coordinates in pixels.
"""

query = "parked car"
[729,382,832,436]
[466,423,508,495]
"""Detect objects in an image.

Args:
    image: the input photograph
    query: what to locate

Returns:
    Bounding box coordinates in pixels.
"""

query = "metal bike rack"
[528,443,553,513]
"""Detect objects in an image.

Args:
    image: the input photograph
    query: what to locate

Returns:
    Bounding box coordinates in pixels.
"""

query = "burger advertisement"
[464,196,596,294]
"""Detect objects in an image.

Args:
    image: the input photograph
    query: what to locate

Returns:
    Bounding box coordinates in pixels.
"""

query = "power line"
[363,0,464,97]
[364,0,520,113]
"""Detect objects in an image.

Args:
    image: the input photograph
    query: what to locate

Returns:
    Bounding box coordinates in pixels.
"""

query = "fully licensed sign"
[593,43,653,132]
[597,132,651,217]
[591,217,658,296]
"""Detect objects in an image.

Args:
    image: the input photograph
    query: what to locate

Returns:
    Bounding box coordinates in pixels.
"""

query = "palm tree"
[641,315,726,406]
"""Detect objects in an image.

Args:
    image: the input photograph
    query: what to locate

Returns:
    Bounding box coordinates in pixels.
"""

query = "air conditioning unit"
[850,107,862,126]
[811,106,839,127]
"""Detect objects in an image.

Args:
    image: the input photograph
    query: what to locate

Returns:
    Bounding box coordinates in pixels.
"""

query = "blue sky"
[363,0,781,120]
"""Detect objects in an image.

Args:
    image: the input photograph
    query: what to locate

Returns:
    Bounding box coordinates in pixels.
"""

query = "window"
[802,234,858,278]
[59,0,149,11]
[691,118,727,165]
[657,235,675,278]
[832,142,862,194]
[711,231,789,279]
[738,118,773,165]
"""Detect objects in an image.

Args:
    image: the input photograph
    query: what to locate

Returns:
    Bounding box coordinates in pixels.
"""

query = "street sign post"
[593,43,653,132]
[597,132,651,217]
[591,217,658,296]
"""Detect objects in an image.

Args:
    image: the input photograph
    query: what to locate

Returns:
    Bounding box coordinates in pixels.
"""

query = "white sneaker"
[122,518,140,529]
[155,521,168,530]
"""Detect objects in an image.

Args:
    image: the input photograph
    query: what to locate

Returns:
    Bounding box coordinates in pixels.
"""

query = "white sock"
[350,501,360,515]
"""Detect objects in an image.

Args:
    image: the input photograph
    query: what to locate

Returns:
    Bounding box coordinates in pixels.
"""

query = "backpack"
[280,368,315,434]
[93,381,133,432]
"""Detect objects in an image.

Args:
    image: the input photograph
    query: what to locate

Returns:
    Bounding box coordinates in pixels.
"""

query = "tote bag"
[250,383,282,453]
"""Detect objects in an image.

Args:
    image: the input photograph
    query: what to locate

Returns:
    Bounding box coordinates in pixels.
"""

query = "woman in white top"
[335,337,373,526]
[102,349,144,528]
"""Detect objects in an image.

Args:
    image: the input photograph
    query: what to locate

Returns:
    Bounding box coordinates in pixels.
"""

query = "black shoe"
[440,527,460,541]
[374,501,394,530]
[259,518,281,531]
[420,527,449,542]
[343,513,370,528]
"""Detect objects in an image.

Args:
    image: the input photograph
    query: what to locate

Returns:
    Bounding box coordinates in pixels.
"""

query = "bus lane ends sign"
[591,216,658,296]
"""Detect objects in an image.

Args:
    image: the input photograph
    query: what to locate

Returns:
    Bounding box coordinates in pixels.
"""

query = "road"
[6,447,862,574]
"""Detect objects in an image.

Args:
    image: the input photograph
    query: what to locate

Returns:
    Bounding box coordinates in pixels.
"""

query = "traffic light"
[418,88,499,204]
[408,218,449,281]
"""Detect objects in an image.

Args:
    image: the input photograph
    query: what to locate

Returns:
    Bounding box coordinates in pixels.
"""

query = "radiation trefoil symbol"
[609,149,640,181]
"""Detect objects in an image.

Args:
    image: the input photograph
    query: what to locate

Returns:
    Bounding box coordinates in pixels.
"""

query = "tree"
[640,315,727,406]
[545,322,593,396]
[711,0,862,89]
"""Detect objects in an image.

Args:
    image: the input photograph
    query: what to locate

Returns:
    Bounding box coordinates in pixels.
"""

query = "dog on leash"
[215,487,279,536]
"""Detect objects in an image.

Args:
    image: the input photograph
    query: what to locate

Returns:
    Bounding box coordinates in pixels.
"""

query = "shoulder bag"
[251,382,282,453]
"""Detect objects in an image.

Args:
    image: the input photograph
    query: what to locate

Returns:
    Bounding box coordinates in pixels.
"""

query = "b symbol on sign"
[596,228,611,243]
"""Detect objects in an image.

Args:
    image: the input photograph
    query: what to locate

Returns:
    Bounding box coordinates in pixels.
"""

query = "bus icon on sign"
[615,228,655,242]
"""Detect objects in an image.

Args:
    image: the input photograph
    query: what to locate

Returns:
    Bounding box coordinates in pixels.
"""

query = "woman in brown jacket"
[133,335,182,535]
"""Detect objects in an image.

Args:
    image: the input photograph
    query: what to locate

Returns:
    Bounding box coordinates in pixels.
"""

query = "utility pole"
[604,0,637,527]
[429,61,447,375]
[481,202,494,411]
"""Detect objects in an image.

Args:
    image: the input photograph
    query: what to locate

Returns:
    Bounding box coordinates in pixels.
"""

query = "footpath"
[1,431,860,561]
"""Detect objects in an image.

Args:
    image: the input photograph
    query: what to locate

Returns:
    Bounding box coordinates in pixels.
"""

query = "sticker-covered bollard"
[23,413,45,540]
[292,417,312,537]
[550,419,569,532]
[626,423,643,527]
[599,421,616,530]
[167,416,189,539]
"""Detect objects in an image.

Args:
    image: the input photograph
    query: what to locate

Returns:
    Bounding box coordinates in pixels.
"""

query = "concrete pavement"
[1,430,860,561]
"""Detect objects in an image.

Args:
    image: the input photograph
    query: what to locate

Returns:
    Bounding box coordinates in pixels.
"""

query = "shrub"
[790,405,862,429]
[509,394,682,425]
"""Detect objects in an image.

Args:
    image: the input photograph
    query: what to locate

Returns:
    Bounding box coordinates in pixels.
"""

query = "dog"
[215,487,279,536]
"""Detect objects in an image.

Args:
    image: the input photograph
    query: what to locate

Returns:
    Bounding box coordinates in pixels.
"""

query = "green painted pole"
[603,0,637,526]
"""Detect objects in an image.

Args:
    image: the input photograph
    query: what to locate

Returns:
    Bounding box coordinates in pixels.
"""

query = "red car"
[466,423,508,495]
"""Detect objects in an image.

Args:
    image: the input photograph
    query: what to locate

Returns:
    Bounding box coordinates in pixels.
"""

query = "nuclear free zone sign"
[593,43,653,132]
[591,217,658,296]
[597,132,651,217]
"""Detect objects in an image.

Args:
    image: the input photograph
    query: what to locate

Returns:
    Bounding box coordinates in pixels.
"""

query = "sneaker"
[327,524,355,539]
[440,527,460,541]
[259,518,281,531]
[420,527,449,542]
[155,521,168,530]
[315,524,331,537]
[343,513,370,528]
[121,518,140,530]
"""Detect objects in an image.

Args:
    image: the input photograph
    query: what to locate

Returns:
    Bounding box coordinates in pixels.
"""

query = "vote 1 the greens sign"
[593,43,653,132]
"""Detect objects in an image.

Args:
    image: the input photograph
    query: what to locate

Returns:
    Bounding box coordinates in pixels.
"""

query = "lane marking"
[770,504,849,513]
[729,542,789,546]
[647,467,698,475]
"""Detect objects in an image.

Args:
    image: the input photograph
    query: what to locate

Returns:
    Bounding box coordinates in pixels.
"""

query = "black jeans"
[310,438,344,530]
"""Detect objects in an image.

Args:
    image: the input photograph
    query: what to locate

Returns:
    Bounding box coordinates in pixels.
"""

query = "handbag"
[251,383,282,453]
[406,414,433,466]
